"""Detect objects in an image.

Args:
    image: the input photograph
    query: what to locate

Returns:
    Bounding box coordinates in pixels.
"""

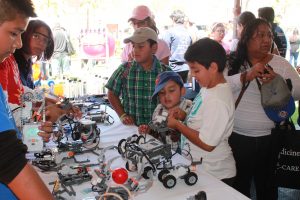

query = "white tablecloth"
[37,105,250,200]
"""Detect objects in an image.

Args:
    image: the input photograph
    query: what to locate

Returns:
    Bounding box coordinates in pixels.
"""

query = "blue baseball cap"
[264,96,295,123]
[260,75,295,123]
[152,71,183,101]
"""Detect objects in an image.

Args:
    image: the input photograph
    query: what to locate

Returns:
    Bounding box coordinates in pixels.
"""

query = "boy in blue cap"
[148,71,192,147]
[167,38,236,186]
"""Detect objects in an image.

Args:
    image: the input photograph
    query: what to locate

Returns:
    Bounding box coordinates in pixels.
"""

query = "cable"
[98,192,123,200]
[106,184,132,200]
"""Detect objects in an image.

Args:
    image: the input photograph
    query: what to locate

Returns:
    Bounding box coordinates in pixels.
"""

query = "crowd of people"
[0,1,300,200]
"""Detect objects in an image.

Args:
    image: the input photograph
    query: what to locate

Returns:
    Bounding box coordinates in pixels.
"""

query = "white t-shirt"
[185,83,236,180]
[225,55,300,137]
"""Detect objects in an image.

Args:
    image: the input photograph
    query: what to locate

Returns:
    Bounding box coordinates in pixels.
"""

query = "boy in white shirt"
[167,38,236,186]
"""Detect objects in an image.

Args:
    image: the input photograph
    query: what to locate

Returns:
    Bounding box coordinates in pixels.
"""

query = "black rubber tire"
[142,166,153,179]
[184,172,198,186]
[163,175,176,189]
[117,139,126,155]
[158,169,170,182]
[136,135,145,144]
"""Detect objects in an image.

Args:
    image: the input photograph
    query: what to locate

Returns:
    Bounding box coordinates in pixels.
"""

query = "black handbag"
[270,103,300,189]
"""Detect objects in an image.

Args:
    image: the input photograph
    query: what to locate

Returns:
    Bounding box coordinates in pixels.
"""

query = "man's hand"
[38,121,53,142]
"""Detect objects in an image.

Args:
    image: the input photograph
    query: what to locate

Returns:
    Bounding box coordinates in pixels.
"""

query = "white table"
[37,105,250,200]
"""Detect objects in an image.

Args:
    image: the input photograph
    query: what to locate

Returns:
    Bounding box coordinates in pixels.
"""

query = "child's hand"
[45,104,66,122]
[167,115,179,130]
[168,107,186,121]
[38,121,53,142]
[138,124,150,134]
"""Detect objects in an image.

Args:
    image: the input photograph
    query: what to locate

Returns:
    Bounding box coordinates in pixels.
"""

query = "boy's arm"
[0,130,53,199]
[8,163,53,200]
[107,90,125,118]
[107,90,134,125]
[167,117,215,152]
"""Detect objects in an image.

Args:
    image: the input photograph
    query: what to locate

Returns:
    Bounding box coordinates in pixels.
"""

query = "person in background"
[51,23,71,78]
[210,22,230,55]
[161,9,192,82]
[230,11,256,52]
[121,5,170,65]
[184,16,201,44]
[258,7,288,58]
[0,0,53,199]
[14,19,54,89]
[106,27,171,133]
[289,28,300,67]
[167,38,236,186]
[226,18,300,199]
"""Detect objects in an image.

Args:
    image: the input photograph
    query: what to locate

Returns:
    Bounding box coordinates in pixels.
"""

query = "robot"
[118,134,173,179]
[71,118,101,148]
[157,164,198,189]
[32,140,100,171]
[86,110,114,124]
[50,165,92,197]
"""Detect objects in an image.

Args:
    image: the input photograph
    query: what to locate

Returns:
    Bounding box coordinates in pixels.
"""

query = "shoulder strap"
[121,61,132,80]
[235,72,250,109]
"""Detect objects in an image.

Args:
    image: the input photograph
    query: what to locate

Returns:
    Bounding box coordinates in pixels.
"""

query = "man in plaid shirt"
[106,27,171,132]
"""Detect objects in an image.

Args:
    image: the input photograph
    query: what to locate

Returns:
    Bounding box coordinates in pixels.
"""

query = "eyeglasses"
[32,32,50,45]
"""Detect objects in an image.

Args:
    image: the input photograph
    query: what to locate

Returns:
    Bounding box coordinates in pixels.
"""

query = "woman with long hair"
[226,18,300,199]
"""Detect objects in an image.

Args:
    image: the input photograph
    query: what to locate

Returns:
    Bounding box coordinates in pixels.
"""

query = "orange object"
[54,83,64,97]
[68,151,75,157]
[32,62,40,81]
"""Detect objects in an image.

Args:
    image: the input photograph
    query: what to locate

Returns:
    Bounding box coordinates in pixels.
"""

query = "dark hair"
[148,39,158,47]
[0,0,36,24]
[19,19,54,60]
[258,7,275,23]
[227,18,271,75]
[184,37,226,72]
[238,11,256,27]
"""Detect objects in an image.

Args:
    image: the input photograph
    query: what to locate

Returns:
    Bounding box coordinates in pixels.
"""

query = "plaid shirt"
[105,56,171,125]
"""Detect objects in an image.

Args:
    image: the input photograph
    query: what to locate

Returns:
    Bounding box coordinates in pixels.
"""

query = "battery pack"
[23,123,43,152]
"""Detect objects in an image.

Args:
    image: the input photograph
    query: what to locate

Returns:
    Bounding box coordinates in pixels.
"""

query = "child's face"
[0,15,28,62]
[158,80,184,109]
[29,26,50,56]
[132,41,157,64]
[188,61,214,88]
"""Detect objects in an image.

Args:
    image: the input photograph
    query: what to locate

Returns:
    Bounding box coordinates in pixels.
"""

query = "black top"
[14,50,34,89]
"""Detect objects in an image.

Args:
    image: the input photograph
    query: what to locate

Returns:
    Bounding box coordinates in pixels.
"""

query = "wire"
[98,192,123,200]
[106,184,132,200]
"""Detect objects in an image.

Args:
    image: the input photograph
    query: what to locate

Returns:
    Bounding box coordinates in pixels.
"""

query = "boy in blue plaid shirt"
[106,27,171,132]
